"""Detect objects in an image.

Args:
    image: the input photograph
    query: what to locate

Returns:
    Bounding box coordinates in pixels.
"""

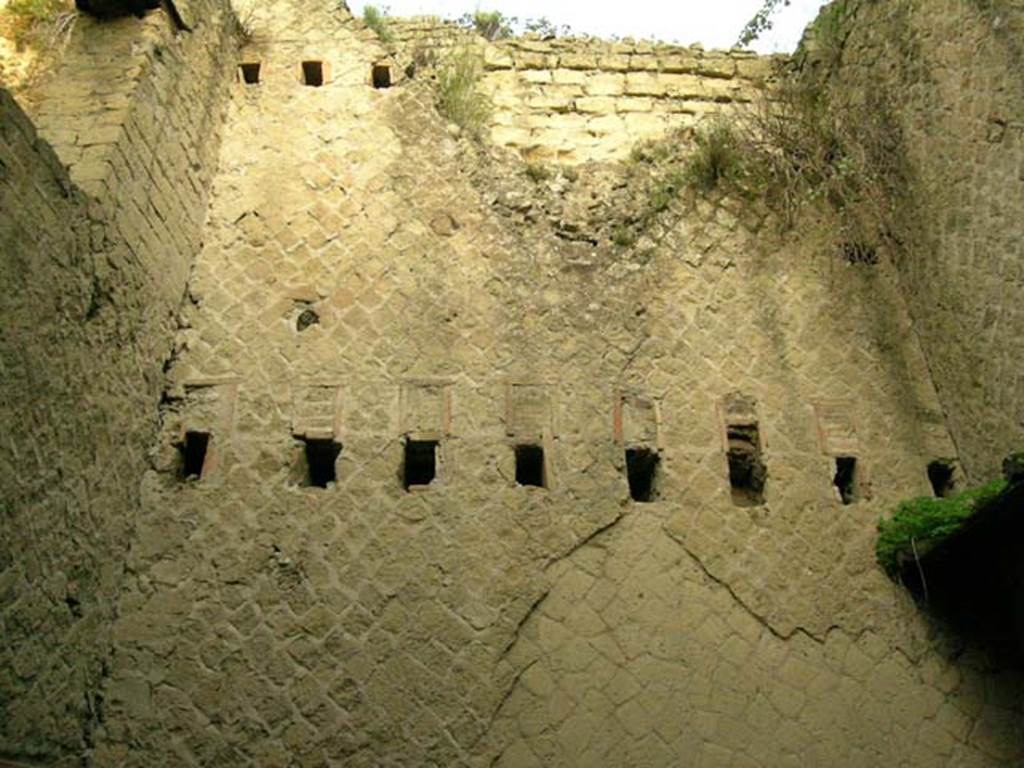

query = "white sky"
[347,0,830,53]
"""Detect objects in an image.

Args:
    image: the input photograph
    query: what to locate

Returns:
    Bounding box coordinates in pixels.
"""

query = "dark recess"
[302,61,324,87]
[302,438,341,487]
[927,459,957,498]
[515,444,545,487]
[841,242,878,264]
[834,456,859,504]
[297,308,319,331]
[404,440,438,489]
[179,431,210,480]
[626,447,659,502]
[727,424,765,506]
[239,62,261,84]
[896,476,1024,660]
[372,64,392,88]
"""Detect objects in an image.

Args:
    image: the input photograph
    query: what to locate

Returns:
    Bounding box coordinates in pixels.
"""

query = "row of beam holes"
[237,61,393,88]
[178,430,958,503]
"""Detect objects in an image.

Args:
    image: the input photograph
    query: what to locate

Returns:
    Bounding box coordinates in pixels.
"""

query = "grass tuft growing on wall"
[362,4,393,43]
[875,478,1009,576]
[0,0,75,48]
[436,48,492,138]
[682,119,747,192]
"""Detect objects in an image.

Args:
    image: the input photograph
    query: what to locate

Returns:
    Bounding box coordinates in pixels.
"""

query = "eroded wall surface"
[833,0,1024,481]
[387,18,779,163]
[0,2,233,763]
[92,2,1024,765]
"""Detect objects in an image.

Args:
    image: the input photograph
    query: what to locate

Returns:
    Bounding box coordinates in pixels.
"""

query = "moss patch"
[876,478,1008,576]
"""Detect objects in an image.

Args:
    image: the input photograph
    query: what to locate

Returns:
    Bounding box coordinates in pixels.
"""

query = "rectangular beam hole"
[833,456,860,505]
[727,424,765,506]
[239,62,261,84]
[515,444,545,488]
[625,447,659,502]
[302,60,324,87]
[928,459,956,498]
[302,438,341,487]
[404,440,437,489]
[179,431,210,480]
[372,63,392,88]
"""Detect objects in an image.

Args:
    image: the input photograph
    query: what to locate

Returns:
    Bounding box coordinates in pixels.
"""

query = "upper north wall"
[333,14,780,164]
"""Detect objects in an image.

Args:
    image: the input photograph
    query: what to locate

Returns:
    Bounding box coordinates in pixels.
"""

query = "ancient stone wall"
[0,1,234,762]
[88,2,1023,765]
[387,17,779,163]
[831,0,1024,482]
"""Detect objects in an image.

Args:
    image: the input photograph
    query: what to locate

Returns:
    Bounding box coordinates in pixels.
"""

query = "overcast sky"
[347,0,830,53]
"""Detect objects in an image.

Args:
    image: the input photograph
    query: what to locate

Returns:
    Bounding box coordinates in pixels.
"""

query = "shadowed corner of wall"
[880,451,1024,663]
[75,0,192,30]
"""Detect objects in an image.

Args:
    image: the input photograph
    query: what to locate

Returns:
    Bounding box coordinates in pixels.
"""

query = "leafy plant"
[362,4,393,43]
[455,10,508,40]
[436,48,492,137]
[524,161,550,183]
[876,478,1008,576]
[682,119,746,192]
[736,0,791,48]
[456,10,571,40]
[0,0,75,47]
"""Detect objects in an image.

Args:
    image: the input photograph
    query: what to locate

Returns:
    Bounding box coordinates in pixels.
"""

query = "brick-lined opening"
[403,440,437,489]
[625,447,659,502]
[515,444,545,488]
[372,64,392,89]
[302,60,324,87]
[727,424,765,506]
[178,431,210,480]
[301,438,341,487]
[239,62,261,84]
[928,459,957,498]
[833,456,860,504]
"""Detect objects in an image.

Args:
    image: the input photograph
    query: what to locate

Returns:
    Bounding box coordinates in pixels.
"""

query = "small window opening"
[372,64,392,89]
[727,424,766,506]
[403,440,437,489]
[301,438,341,487]
[515,444,545,488]
[296,308,319,332]
[626,448,659,502]
[179,431,210,480]
[928,459,957,498]
[239,62,261,84]
[841,242,878,265]
[302,60,324,87]
[833,456,860,505]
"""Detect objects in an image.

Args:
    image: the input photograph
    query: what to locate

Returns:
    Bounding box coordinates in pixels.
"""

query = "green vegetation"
[611,225,636,248]
[436,48,492,137]
[459,9,512,40]
[456,10,571,40]
[524,161,550,183]
[0,0,75,47]
[876,478,1009,576]
[682,119,746,192]
[736,0,790,48]
[362,4,393,43]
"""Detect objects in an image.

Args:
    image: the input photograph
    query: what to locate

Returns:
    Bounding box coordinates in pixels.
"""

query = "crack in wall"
[481,508,629,759]
[666,526,841,645]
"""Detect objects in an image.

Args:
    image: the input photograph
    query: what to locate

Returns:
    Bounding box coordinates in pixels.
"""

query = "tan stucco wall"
[2,0,1023,765]
[87,1,1021,765]
[829,0,1024,482]
[387,17,779,163]
[0,2,233,763]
